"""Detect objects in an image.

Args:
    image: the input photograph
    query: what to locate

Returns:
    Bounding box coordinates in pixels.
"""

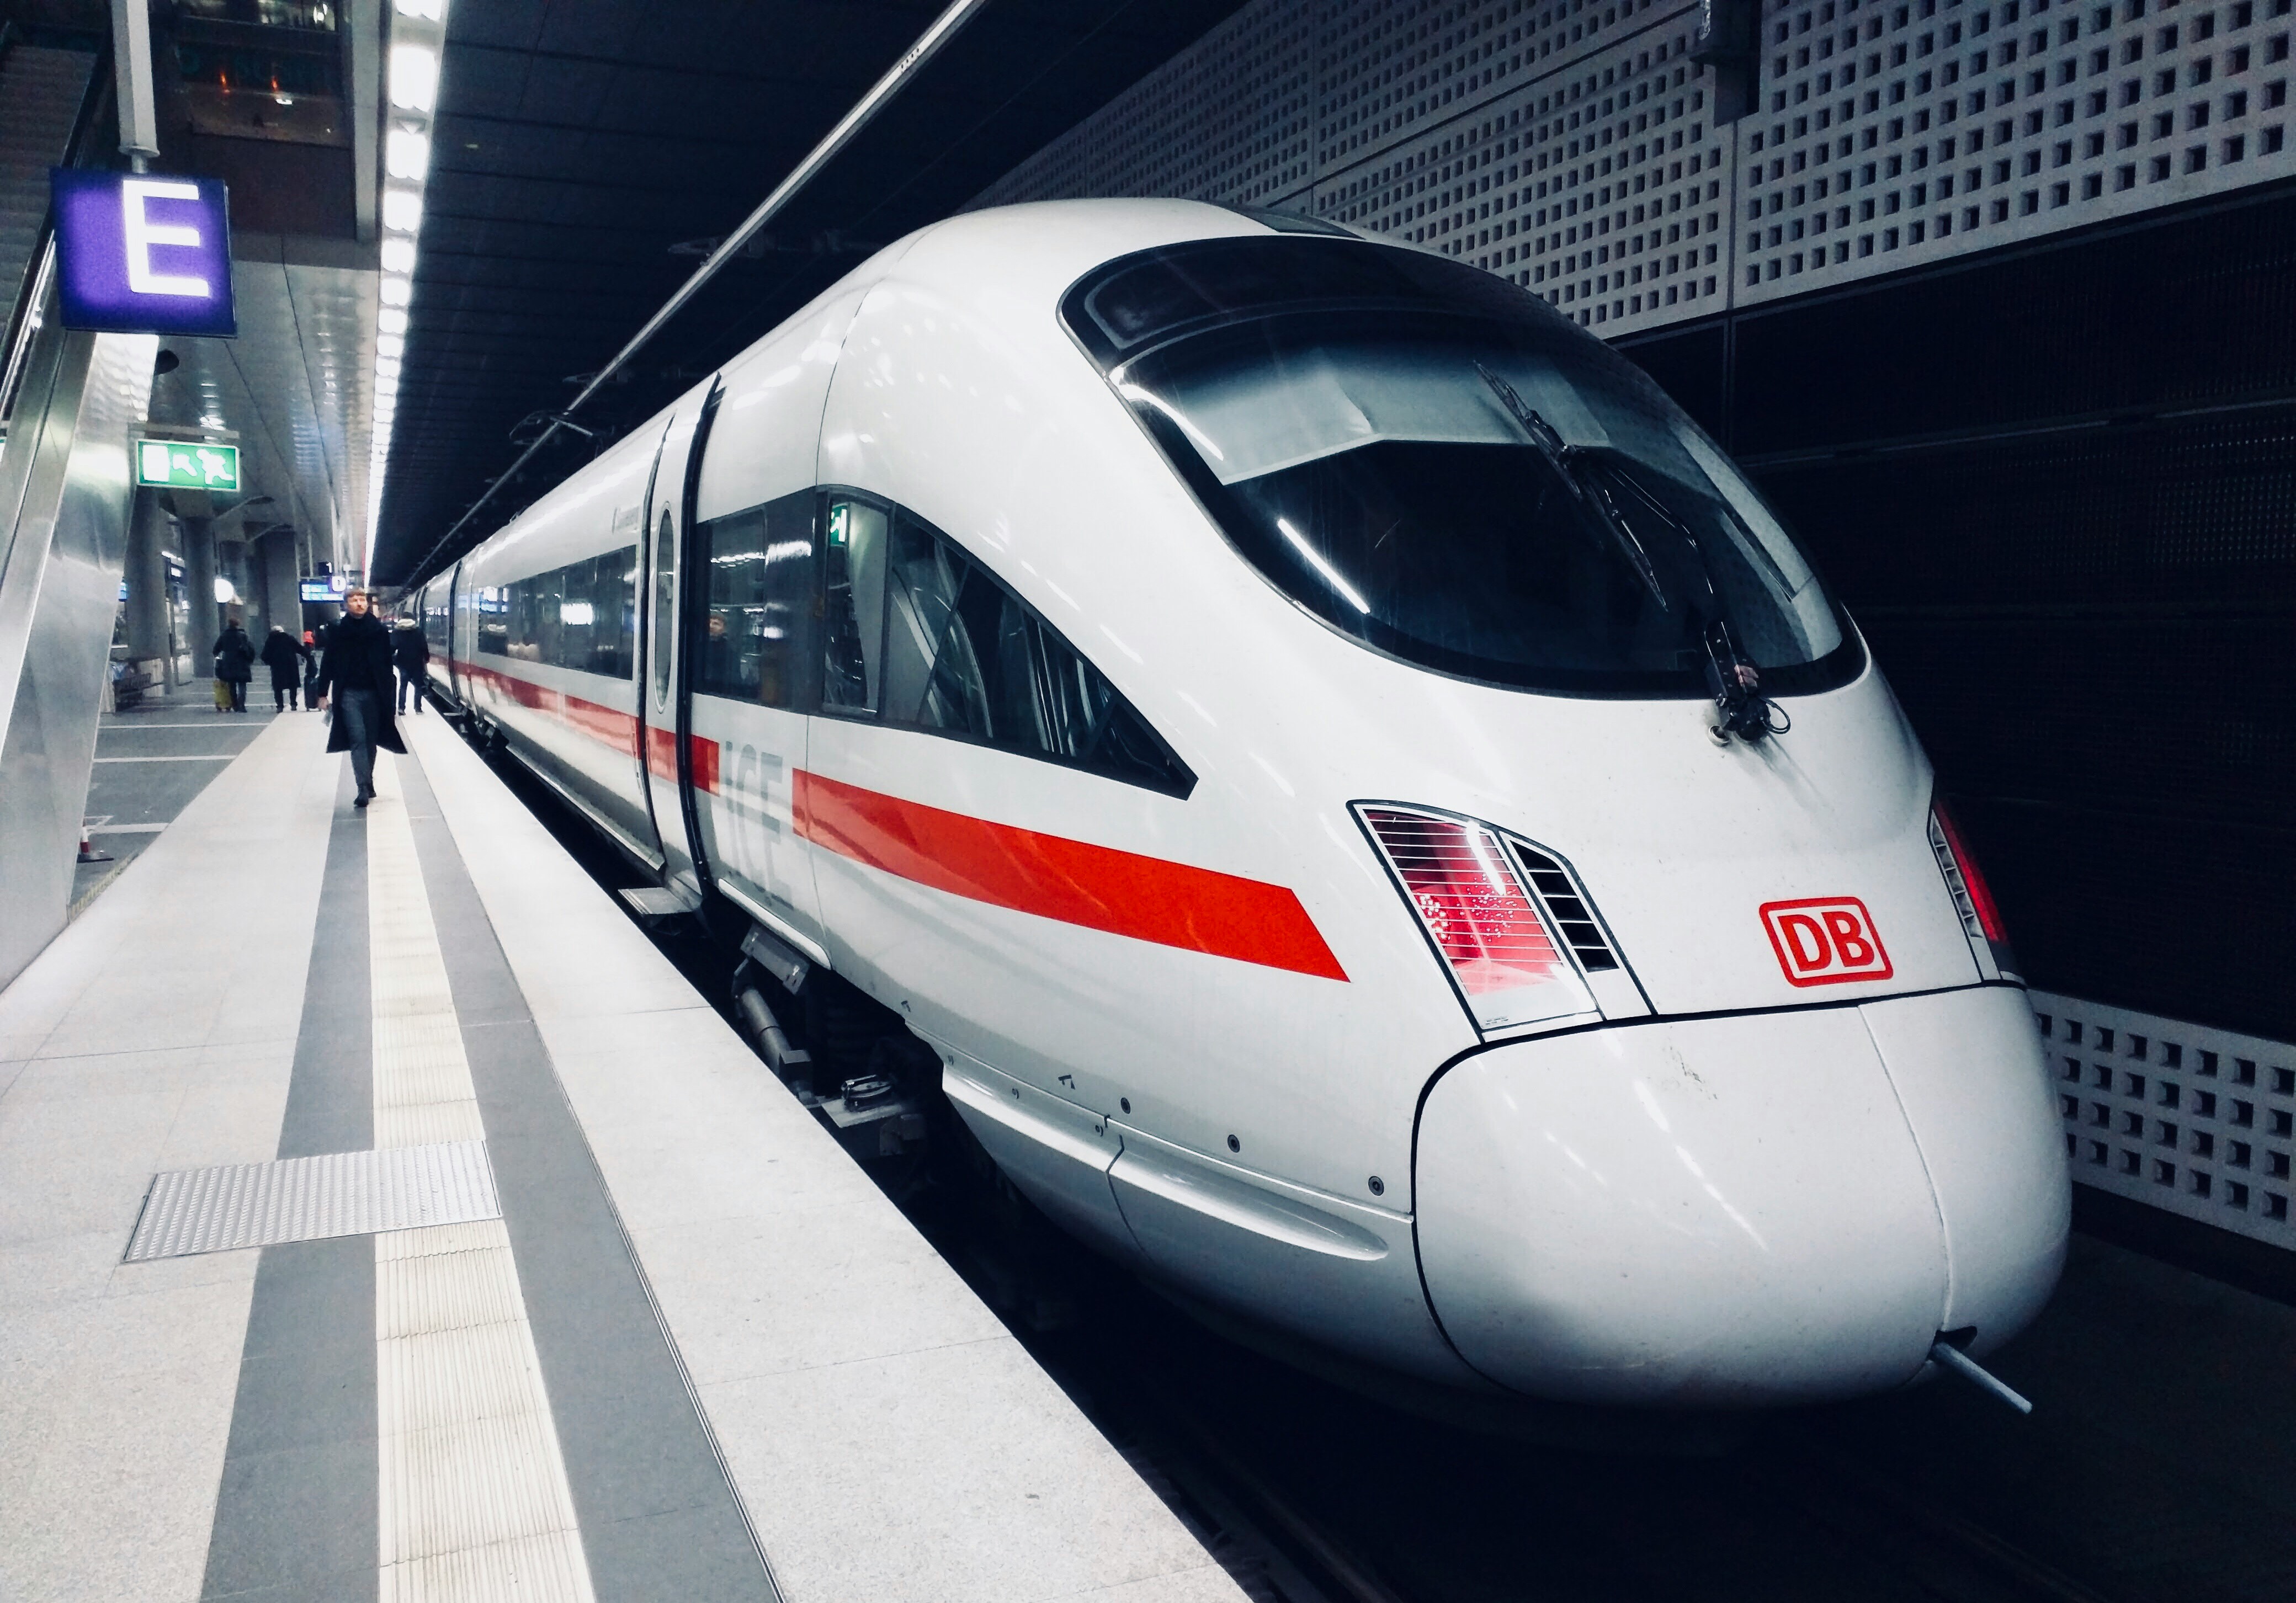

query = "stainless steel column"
[0,273,157,986]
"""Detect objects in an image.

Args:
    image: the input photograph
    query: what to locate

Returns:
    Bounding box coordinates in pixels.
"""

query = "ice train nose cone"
[1415,998,2062,1409]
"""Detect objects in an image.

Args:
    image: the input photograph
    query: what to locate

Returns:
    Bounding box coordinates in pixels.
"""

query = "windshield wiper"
[1476,362,1669,611]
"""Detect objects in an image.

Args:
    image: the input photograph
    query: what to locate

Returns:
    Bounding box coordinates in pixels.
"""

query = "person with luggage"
[211,615,256,713]
[258,625,310,711]
[311,589,405,807]
[393,617,431,715]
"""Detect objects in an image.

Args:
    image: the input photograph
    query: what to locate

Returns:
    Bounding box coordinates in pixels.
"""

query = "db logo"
[1760,897,1894,987]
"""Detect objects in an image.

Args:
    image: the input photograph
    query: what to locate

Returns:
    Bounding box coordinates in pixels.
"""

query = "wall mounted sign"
[50,170,236,338]
[135,438,240,491]
[300,574,349,604]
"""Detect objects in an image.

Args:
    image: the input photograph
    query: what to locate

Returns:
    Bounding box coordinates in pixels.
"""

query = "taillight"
[1928,798,2020,979]
[1358,805,1597,1032]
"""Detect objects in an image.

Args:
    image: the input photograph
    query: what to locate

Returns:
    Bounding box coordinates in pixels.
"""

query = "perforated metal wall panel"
[974,0,2296,339]
[2033,992,2296,1244]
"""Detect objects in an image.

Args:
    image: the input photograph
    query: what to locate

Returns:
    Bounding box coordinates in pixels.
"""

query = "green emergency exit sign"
[135,439,239,492]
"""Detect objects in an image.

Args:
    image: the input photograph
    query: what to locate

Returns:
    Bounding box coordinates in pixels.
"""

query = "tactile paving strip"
[124,1140,501,1262]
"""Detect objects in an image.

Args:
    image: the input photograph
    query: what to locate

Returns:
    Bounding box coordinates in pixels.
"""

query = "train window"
[651,510,676,707]
[422,585,450,654]
[592,548,638,678]
[697,492,817,708]
[475,587,509,656]
[821,498,887,713]
[480,546,638,677]
[1065,239,1863,700]
[880,509,1194,797]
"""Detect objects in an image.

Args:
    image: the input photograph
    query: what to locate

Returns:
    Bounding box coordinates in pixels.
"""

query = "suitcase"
[212,678,232,710]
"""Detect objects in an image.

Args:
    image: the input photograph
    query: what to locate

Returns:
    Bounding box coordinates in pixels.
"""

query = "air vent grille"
[1510,843,1620,972]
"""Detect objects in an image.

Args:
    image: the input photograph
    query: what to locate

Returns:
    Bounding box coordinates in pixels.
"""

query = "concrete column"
[182,514,217,661]
[217,538,254,638]
[263,527,300,630]
[123,488,169,667]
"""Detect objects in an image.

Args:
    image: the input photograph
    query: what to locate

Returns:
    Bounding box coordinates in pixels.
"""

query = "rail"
[397,0,992,589]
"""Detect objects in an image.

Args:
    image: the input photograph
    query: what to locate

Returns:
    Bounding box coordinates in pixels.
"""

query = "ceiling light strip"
[367,0,448,580]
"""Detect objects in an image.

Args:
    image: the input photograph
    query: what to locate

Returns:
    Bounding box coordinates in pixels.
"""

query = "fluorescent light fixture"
[1275,517,1371,614]
[389,44,439,112]
[378,308,409,335]
[382,187,423,231]
[376,334,404,358]
[380,277,412,307]
[385,127,431,180]
[380,237,417,273]
[375,357,401,380]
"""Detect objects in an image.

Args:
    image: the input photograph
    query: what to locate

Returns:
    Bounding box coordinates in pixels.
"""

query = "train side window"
[533,568,566,665]
[650,510,676,707]
[822,497,887,713]
[699,507,769,701]
[593,545,637,678]
[476,587,508,656]
[558,557,598,669]
[880,508,1194,797]
[697,493,817,708]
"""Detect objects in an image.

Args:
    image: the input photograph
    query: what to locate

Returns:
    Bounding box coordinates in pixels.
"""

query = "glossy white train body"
[414,199,2071,1409]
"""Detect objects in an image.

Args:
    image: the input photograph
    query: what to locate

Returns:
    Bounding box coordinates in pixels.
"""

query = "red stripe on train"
[455,659,716,792]
[793,770,1348,981]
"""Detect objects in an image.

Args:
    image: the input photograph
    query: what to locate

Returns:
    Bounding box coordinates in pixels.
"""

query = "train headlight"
[1356,803,1606,1034]
[1928,798,2022,983]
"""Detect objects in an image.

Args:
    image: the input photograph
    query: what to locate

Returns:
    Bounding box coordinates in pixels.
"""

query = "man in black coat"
[258,625,309,711]
[312,589,406,807]
[212,617,256,713]
[392,617,431,715]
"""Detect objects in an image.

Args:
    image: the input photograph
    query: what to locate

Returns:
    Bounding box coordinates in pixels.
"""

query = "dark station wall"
[1622,184,2296,1043]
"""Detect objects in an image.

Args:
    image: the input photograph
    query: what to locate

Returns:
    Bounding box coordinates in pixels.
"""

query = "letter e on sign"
[1760,896,1893,986]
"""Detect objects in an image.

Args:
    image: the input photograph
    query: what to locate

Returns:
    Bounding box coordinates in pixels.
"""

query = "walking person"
[311,589,405,808]
[258,625,309,711]
[301,630,322,709]
[212,615,256,713]
[393,617,431,715]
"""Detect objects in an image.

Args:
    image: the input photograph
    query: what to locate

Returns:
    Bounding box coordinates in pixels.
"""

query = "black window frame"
[811,485,1197,800]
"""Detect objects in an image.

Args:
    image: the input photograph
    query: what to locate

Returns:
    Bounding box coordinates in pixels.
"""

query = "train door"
[684,487,827,961]
[639,382,721,905]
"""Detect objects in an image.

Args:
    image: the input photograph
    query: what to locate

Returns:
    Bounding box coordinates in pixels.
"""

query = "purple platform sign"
[51,170,235,338]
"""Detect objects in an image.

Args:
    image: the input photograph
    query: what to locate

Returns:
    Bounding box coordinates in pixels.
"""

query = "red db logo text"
[1760,897,1894,987]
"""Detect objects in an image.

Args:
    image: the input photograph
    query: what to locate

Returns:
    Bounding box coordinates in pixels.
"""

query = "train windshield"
[1067,240,1858,697]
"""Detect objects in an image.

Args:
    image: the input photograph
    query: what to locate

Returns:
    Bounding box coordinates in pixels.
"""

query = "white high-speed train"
[413,199,2070,1410]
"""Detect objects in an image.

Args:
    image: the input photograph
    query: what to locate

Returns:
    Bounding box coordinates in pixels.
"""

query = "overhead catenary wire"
[397,0,993,587]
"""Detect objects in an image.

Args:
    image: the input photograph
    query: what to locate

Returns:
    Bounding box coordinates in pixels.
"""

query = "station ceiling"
[376,0,1252,585]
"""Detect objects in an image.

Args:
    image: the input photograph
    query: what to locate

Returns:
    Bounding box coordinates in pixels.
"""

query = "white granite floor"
[0,702,1243,1602]
[0,713,336,1602]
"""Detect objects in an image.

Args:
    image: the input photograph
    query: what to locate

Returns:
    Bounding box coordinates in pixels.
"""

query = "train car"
[411,199,2070,1411]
